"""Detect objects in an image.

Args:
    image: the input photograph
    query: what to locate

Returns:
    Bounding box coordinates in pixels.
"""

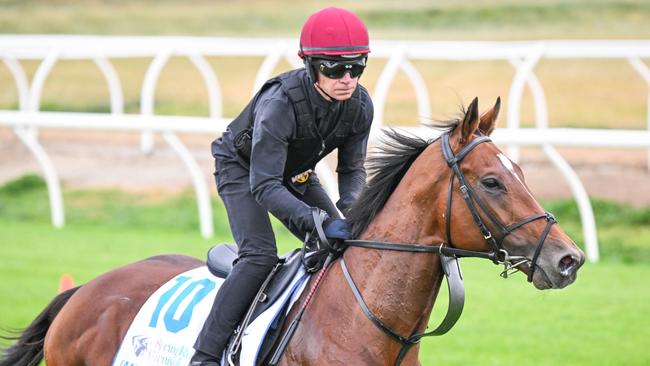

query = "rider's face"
[315,71,359,101]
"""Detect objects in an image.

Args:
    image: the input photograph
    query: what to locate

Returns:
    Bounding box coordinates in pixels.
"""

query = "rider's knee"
[237,252,279,274]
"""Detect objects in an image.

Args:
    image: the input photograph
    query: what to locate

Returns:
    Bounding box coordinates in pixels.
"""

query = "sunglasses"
[316,59,366,79]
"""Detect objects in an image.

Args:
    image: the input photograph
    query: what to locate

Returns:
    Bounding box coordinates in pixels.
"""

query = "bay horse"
[1,97,584,366]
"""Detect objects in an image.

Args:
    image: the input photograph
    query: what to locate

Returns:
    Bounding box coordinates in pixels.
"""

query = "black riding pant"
[194,159,339,358]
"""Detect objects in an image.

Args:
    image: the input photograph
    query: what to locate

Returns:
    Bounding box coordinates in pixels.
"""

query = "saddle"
[204,210,336,365]
[207,244,304,318]
[206,244,307,365]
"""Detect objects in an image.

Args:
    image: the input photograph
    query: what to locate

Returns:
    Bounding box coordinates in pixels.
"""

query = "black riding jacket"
[211,68,373,234]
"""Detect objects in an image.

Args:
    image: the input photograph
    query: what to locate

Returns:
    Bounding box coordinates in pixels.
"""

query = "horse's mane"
[347,118,461,238]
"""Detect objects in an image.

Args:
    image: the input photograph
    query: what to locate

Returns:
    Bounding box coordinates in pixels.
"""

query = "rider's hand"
[323,218,352,241]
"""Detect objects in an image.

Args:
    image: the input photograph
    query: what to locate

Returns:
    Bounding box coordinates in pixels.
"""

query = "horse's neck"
[344,248,445,337]
[344,148,449,337]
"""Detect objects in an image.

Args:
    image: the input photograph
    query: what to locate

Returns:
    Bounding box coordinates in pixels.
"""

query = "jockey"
[190,7,374,365]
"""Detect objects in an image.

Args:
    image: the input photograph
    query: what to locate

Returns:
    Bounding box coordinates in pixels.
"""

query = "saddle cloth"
[112,266,309,366]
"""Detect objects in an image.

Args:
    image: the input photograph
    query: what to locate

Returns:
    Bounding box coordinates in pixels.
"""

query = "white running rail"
[2,36,650,261]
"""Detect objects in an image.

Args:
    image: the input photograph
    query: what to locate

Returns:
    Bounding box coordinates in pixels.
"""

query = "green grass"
[0,175,302,338]
[3,226,649,365]
[0,175,303,247]
[544,199,650,264]
[424,260,650,365]
[1,175,650,364]
[3,175,650,265]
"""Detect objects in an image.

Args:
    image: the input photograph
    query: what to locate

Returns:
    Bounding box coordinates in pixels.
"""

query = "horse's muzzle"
[532,242,585,290]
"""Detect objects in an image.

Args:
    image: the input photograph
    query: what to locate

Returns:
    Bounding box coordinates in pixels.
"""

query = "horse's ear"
[460,97,480,144]
[479,97,501,136]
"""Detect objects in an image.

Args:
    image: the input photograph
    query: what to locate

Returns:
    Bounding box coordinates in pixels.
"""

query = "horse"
[1,97,584,366]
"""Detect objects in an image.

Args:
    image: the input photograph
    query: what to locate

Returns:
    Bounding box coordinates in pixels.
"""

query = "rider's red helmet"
[298,7,370,58]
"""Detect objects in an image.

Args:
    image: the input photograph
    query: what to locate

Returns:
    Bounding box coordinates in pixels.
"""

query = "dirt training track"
[1,130,649,206]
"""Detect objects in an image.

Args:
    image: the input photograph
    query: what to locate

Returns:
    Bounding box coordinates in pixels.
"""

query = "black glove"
[323,218,352,241]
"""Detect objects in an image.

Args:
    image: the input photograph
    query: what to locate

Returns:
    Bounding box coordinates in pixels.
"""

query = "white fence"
[2,35,650,262]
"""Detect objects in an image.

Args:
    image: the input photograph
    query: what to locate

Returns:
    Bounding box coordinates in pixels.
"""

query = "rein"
[340,132,558,365]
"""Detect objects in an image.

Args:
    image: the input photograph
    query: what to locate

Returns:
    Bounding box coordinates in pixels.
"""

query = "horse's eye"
[481,177,502,190]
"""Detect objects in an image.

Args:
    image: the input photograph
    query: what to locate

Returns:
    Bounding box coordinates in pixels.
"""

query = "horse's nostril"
[559,255,577,276]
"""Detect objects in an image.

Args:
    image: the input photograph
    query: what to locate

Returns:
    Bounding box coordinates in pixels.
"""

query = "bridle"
[340,131,557,365]
[346,131,557,279]
[440,132,557,281]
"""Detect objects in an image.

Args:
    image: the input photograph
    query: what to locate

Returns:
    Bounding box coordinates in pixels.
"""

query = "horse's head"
[339,98,585,363]
[348,97,584,289]
[439,97,585,289]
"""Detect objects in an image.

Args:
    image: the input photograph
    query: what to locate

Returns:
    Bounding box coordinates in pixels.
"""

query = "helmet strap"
[313,81,335,102]
[302,55,319,83]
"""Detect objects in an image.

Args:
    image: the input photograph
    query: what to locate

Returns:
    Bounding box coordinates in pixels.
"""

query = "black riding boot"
[191,253,278,364]
[189,349,221,366]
